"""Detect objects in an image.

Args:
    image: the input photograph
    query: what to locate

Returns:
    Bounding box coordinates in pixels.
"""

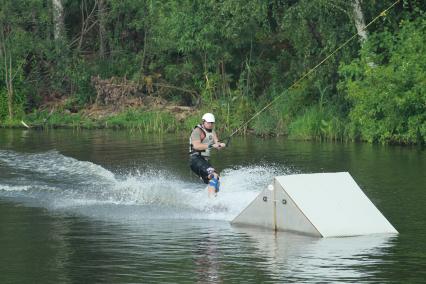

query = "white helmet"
[202,113,215,123]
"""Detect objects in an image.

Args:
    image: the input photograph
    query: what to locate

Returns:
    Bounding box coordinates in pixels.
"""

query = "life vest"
[189,124,214,157]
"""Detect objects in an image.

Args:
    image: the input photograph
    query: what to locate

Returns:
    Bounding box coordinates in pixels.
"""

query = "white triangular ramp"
[231,186,275,229]
[232,172,398,237]
[274,179,321,236]
[231,182,321,236]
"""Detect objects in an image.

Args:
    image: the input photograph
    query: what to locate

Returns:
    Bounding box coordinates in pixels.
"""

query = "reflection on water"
[0,129,425,283]
[234,227,397,282]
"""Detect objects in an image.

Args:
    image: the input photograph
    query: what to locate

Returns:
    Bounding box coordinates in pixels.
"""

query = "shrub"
[339,17,426,144]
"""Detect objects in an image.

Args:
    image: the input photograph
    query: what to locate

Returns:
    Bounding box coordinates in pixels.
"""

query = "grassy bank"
[1,107,423,146]
[1,109,199,134]
[1,106,350,142]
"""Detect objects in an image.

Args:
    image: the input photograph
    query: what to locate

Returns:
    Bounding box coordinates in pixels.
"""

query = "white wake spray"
[0,150,295,221]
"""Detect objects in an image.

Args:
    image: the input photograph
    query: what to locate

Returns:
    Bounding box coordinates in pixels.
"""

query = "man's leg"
[190,155,220,197]
[206,168,220,197]
[207,169,220,190]
[190,156,214,183]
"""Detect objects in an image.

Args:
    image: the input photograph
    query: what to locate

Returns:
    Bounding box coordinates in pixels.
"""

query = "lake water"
[0,129,425,283]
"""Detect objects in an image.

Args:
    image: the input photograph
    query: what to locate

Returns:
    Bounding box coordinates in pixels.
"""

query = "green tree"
[340,17,426,143]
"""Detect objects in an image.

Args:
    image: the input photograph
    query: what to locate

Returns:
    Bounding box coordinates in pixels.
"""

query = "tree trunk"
[352,0,367,43]
[140,28,147,72]
[76,0,98,52]
[7,62,13,119]
[1,31,13,119]
[98,0,106,59]
[52,0,65,41]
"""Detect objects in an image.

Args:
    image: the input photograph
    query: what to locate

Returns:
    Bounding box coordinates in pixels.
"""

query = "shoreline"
[1,111,423,147]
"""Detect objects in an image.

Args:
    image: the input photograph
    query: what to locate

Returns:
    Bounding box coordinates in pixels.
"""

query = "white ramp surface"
[232,172,398,237]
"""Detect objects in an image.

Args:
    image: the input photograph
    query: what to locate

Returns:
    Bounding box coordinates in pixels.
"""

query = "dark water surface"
[0,129,425,283]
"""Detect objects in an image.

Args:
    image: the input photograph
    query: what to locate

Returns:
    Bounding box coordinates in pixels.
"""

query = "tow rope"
[223,0,401,145]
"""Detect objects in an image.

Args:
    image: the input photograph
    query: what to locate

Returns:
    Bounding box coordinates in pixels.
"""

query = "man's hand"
[212,142,226,149]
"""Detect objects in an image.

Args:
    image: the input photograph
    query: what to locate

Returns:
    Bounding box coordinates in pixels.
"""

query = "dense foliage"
[340,17,426,144]
[0,0,424,144]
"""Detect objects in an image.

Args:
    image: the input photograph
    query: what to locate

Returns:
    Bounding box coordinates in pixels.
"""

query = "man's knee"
[206,167,219,179]
[206,167,215,175]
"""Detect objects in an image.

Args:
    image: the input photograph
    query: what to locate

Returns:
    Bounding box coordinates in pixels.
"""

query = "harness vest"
[189,124,214,157]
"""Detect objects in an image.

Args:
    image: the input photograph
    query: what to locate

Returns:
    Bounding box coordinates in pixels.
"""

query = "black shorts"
[190,155,215,184]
